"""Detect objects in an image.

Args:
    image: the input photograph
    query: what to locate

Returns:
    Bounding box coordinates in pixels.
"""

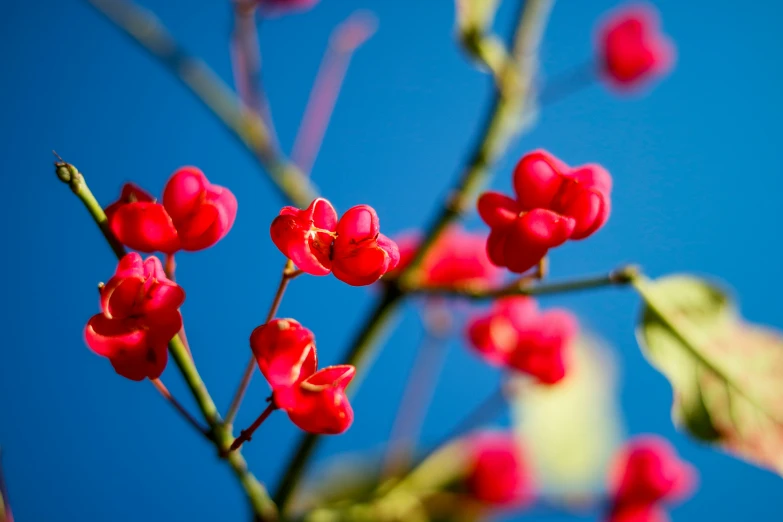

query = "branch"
[410,265,640,300]
[229,403,276,452]
[225,261,301,426]
[271,0,556,514]
[150,378,211,439]
[383,325,451,477]
[55,158,278,521]
[291,11,377,176]
[84,0,317,208]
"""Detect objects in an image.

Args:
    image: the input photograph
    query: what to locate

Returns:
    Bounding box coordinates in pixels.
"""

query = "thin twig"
[230,1,279,149]
[150,378,211,439]
[225,260,300,426]
[538,60,596,107]
[431,387,506,452]
[229,403,277,452]
[411,265,639,300]
[291,11,377,176]
[383,312,452,477]
[84,0,317,208]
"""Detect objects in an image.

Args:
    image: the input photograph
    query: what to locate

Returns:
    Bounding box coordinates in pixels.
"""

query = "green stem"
[168,334,220,426]
[272,1,556,514]
[411,265,639,300]
[55,158,127,259]
[84,0,317,208]
[56,158,278,521]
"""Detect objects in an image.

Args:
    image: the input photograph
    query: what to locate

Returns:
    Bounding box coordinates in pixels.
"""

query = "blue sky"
[1,1,781,521]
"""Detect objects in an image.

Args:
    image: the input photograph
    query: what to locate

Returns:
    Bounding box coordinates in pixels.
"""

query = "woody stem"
[411,264,639,299]
[229,403,277,452]
[225,260,301,426]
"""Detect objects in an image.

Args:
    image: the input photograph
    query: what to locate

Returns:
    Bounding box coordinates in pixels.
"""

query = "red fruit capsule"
[598,3,675,89]
[286,365,355,434]
[162,167,238,251]
[108,167,237,253]
[331,205,399,286]
[477,149,612,273]
[465,431,534,507]
[270,198,338,276]
[250,319,317,409]
[84,253,185,381]
[607,504,669,522]
[466,297,577,384]
[609,436,697,510]
[250,318,356,435]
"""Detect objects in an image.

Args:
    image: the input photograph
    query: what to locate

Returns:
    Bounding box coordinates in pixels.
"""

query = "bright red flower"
[465,431,533,507]
[331,205,400,286]
[597,3,674,89]
[250,319,355,434]
[477,150,612,273]
[390,226,503,288]
[466,297,577,384]
[270,200,399,286]
[84,253,184,381]
[608,436,696,514]
[108,167,237,253]
[270,198,337,276]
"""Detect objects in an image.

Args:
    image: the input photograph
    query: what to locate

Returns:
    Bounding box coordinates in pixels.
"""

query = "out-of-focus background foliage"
[1,1,781,520]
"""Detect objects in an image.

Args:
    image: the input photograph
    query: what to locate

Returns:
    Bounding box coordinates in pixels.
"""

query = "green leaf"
[635,274,783,475]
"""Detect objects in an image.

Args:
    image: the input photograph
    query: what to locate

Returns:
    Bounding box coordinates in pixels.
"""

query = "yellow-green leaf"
[635,274,783,475]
